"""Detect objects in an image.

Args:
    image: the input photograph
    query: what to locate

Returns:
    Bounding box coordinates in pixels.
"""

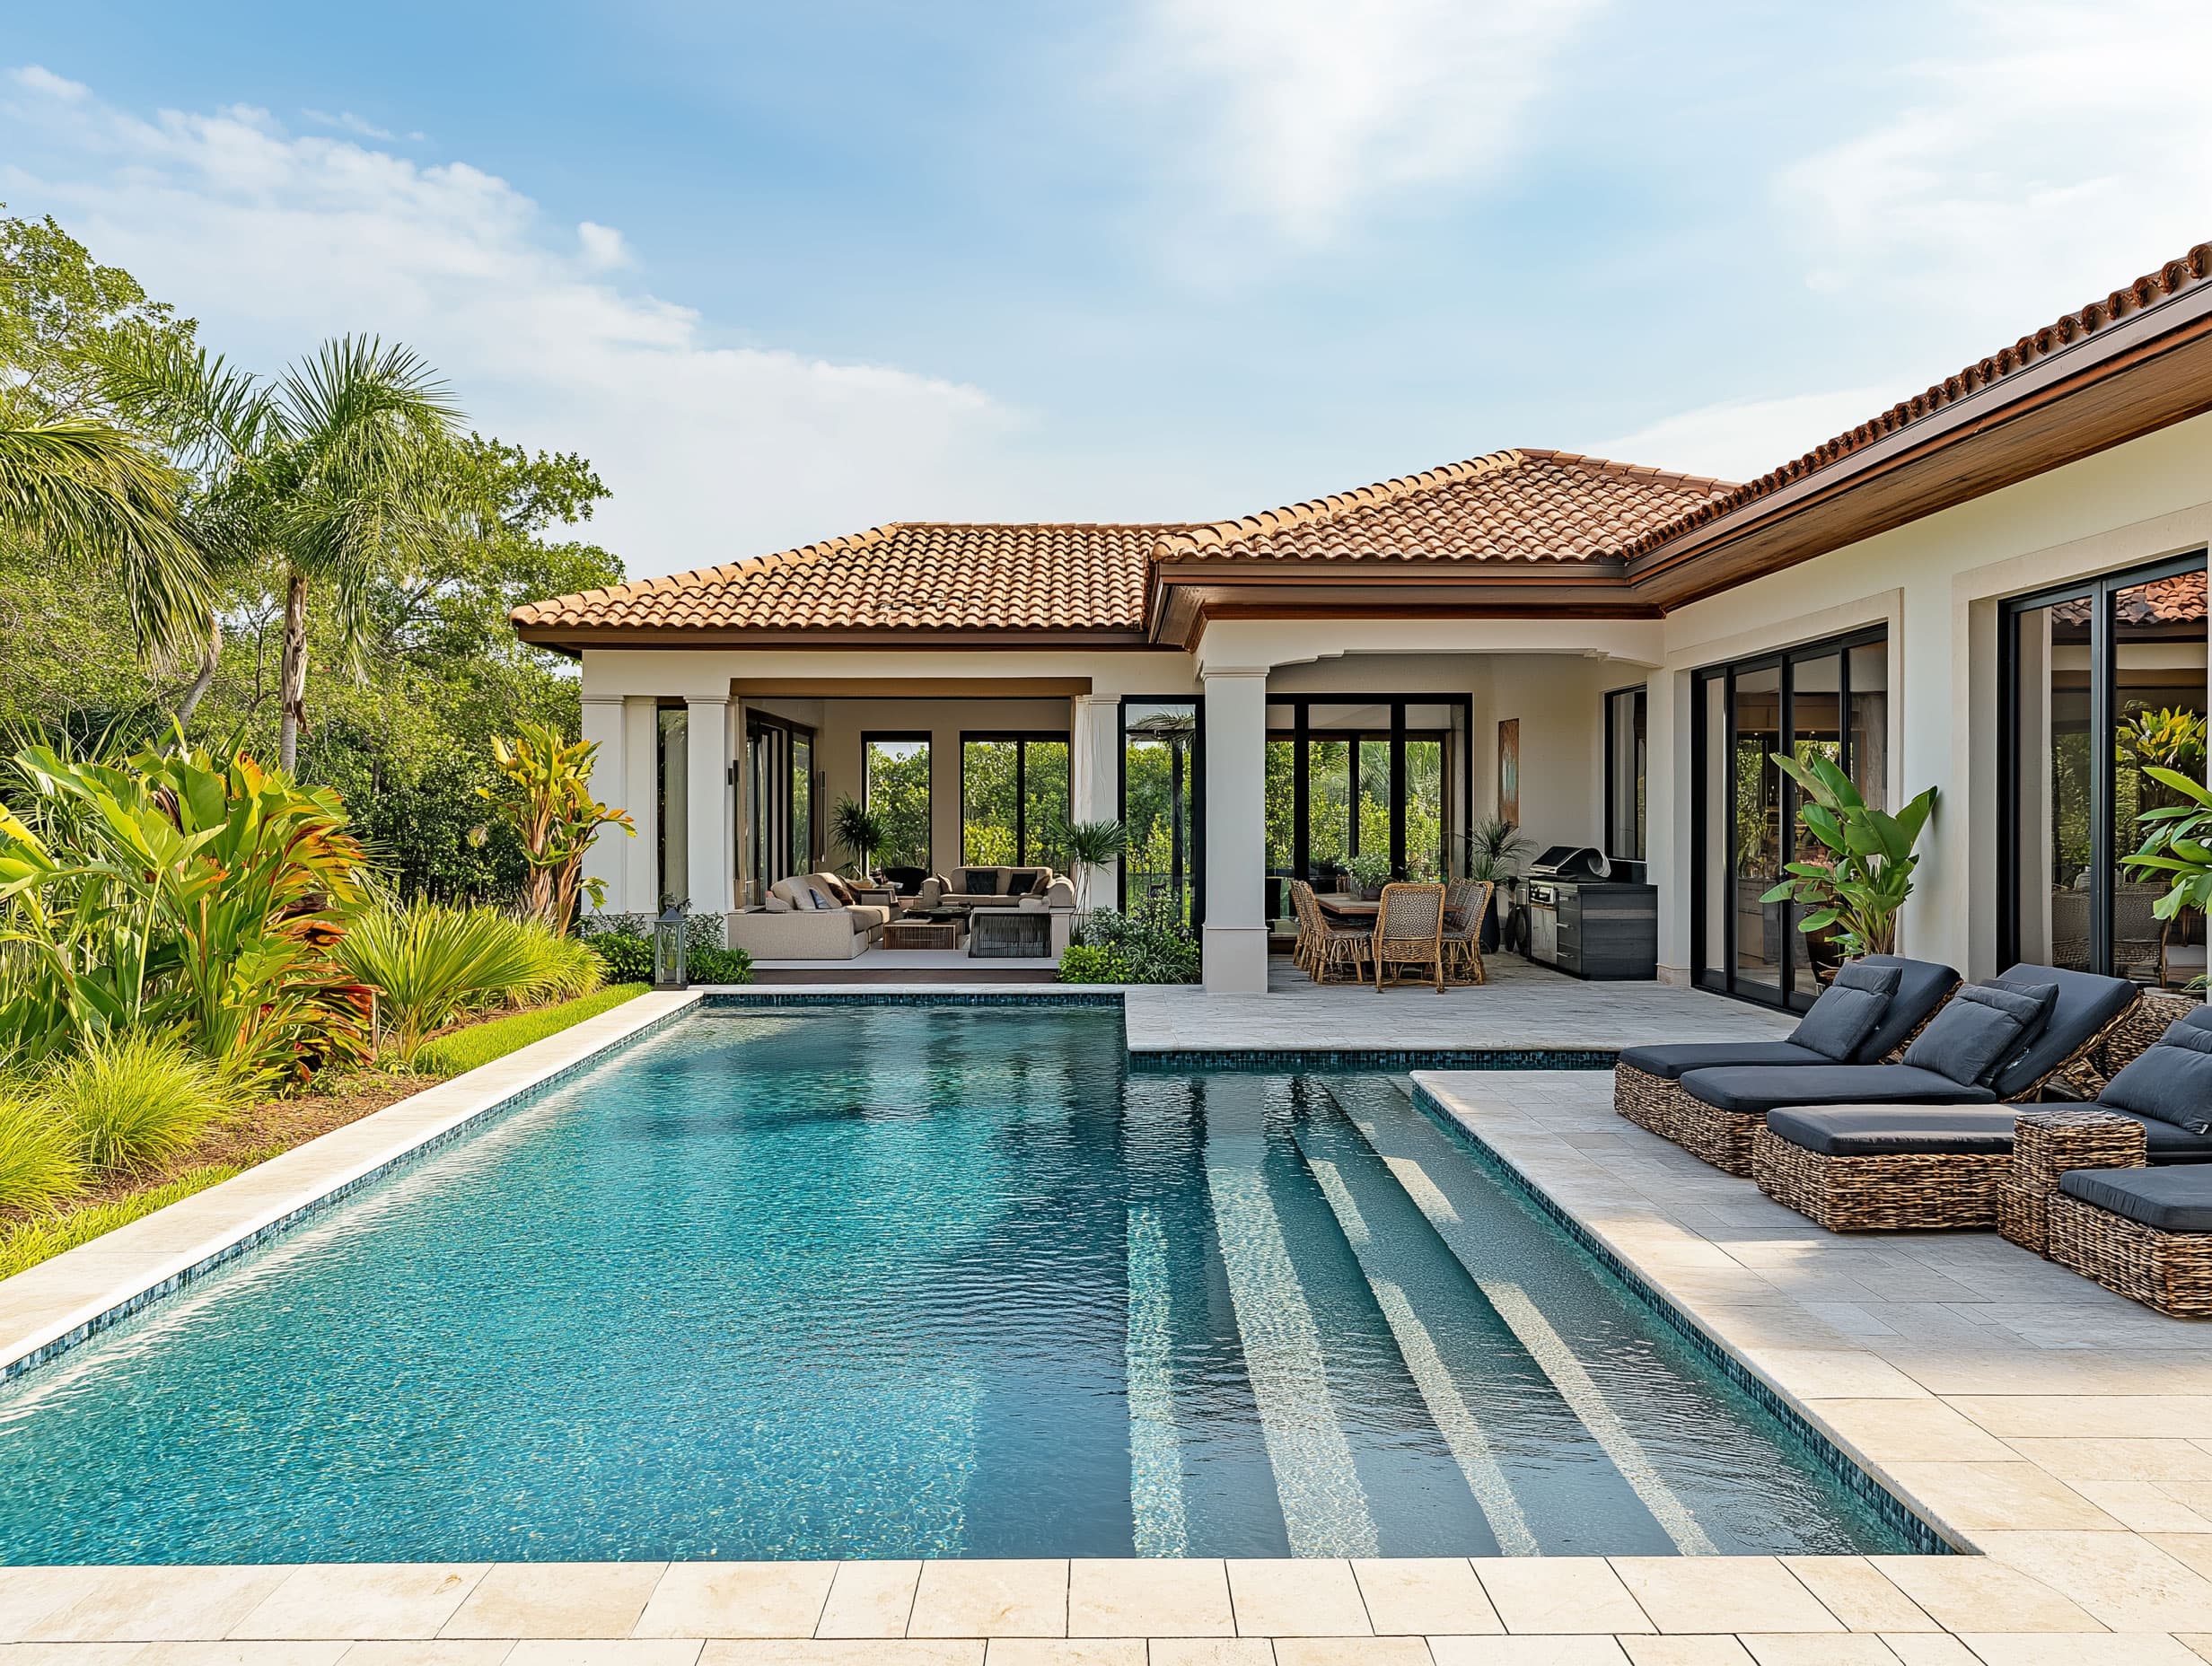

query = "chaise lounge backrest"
[1986,963,2138,1100]
[1855,955,1962,1060]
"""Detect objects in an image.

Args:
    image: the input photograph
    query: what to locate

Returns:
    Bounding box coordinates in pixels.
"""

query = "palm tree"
[99,336,460,771]
[0,412,213,676]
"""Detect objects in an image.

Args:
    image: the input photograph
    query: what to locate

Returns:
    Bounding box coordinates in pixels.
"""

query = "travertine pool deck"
[13,987,2212,1662]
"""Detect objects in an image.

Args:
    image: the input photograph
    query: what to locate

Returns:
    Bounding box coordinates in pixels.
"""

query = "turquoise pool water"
[0,1004,1914,1563]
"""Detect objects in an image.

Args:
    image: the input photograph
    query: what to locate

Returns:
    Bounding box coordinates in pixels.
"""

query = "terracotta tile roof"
[1150,449,1734,566]
[1611,242,2212,563]
[513,522,1191,636]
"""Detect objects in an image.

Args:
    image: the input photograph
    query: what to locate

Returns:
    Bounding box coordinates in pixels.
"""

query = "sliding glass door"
[742,713,815,905]
[1692,628,1888,1009]
[1121,700,1200,919]
[2003,554,2208,986]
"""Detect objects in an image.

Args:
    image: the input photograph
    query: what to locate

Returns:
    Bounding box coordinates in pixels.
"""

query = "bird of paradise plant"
[480,723,634,932]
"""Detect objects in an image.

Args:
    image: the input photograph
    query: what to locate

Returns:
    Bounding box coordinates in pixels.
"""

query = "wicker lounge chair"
[1614,956,1959,1173]
[1373,881,1448,993]
[1751,982,2199,1233]
[1683,964,2140,1179]
[1441,878,1493,986]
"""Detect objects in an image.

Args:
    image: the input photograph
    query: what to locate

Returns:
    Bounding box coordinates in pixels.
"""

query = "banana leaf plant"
[1759,751,1937,958]
[2122,764,2212,922]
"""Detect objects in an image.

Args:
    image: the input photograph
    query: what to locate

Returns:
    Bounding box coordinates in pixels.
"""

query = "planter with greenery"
[1759,752,1936,958]
[2123,763,2212,969]
[1052,817,1127,914]
[830,795,888,879]
[1462,816,1533,951]
[1058,894,1200,984]
[1343,850,1393,901]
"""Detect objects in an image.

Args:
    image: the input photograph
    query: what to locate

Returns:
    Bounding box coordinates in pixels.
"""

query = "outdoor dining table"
[1314,895,1471,926]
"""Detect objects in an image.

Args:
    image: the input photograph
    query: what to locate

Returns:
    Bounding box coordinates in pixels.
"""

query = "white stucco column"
[1201,667,1270,994]
[1071,692,1122,911]
[686,695,734,936]
[579,696,627,917]
[621,698,659,916]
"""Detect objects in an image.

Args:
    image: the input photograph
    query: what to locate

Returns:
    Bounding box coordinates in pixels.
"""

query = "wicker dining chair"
[1290,881,1370,984]
[1373,881,1448,994]
[1288,881,1321,976]
[1441,878,1493,986]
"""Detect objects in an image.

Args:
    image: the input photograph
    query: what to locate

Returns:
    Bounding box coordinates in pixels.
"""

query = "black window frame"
[860,729,935,873]
[1997,548,2209,976]
[1117,696,1205,923]
[1690,625,1889,1012]
[958,730,1073,868]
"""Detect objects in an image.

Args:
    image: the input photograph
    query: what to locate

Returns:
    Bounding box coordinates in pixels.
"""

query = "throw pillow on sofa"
[960,868,1000,896]
[2102,1042,2212,1136]
[1903,981,2052,1087]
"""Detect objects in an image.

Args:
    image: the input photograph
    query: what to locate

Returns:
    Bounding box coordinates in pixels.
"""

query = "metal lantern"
[654,905,689,990]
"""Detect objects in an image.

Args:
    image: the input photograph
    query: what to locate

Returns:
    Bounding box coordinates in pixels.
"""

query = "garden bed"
[0,985,647,1280]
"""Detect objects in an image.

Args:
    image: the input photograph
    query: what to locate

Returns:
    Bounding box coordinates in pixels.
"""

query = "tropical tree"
[98,333,461,770]
[480,723,635,931]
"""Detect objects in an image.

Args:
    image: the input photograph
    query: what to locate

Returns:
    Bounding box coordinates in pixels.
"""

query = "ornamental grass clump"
[338,904,604,1066]
[45,1030,238,1176]
[0,1086,84,1214]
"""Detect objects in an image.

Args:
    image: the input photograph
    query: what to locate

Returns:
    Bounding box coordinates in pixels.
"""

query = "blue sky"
[4,1,2206,578]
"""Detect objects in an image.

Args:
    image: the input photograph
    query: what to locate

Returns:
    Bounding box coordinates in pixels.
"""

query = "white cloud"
[1128,0,1602,244]
[575,221,632,271]
[11,65,87,101]
[1581,388,1895,486]
[0,69,1023,578]
[302,108,404,142]
[1780,0,2212,323]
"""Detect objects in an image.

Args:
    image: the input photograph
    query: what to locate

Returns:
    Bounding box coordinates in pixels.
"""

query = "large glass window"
[743,713,815,902]
[1604,685,1647,863]
[863,733,932,872]
[1258,697,1468,920]
[1122,701,1198,919]
[656,706,689,909]
[961,733,1070,866]
[1692,627,1888,1010]
[2004,555,2208,986]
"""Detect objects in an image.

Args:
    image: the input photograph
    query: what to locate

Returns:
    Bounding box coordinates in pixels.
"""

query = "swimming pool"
[0,1004,1917,1563]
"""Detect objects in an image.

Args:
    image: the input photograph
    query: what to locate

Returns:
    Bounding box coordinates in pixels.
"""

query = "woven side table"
[1998,1108,2147,1257]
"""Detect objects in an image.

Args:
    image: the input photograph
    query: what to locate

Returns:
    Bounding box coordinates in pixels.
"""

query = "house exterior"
[513,242,2212,1003]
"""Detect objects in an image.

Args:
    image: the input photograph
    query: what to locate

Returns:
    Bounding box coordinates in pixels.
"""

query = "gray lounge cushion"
[1789,973,1894,1062]
[2059,1165,2212,1233]
[2089,1108,2212,1165]
[1855,956,1962,1058]
[1766,1105,2019,1157]
[1619,1040,1833,1082]
[1902,984,2044,1087]
[2102,1044,2212,1136]
[1986,965,2138,1100]
[1680,1063,1997,1116]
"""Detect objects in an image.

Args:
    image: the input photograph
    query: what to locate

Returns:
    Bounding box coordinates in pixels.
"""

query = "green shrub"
[1074,896,1201,983]
[338,904,566,1065]
[585,932,653,985]
[416,984,648,1077]
[0,1162,246,1277]
[686,945,753,985]
[0,1086,85,1213]
[47,1030,237,1174]
[513,925,605,1004]
[1056,943,1130,984]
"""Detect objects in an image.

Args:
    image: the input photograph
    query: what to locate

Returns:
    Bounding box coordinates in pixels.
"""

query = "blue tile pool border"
[1405,1079,1958,1556]
[0,995,704,1389]
[1130,1047,1617,1072]
[703,991,1122,1010]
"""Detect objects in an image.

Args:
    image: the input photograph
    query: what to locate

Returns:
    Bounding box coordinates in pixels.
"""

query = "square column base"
[1202,925,1271,994]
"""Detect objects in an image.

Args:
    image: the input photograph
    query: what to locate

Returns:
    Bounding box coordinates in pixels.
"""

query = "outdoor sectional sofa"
[1613,955,1960,1175]
[913,866,1076,913]
[1746,985,2199,1233]
[725,872,894,960]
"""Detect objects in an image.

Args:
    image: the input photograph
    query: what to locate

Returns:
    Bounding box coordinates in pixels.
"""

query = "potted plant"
[1344,849,1393,901]
[1051,817,1128,915]
[2122,762,2212,995]
[830,795,888,879]
[1760,752,1936,957]
[1462,816,1533,951]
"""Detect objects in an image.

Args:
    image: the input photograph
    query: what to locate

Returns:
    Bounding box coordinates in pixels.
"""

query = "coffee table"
[883,917,963,951]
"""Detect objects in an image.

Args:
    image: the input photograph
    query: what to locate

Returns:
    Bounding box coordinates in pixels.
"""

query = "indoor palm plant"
[830,795,888,878]
[1462,816,1533,951]
[1760,751,1936,958]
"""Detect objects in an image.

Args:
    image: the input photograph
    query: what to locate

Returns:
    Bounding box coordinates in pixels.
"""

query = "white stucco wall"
[1647,409,2212,983]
